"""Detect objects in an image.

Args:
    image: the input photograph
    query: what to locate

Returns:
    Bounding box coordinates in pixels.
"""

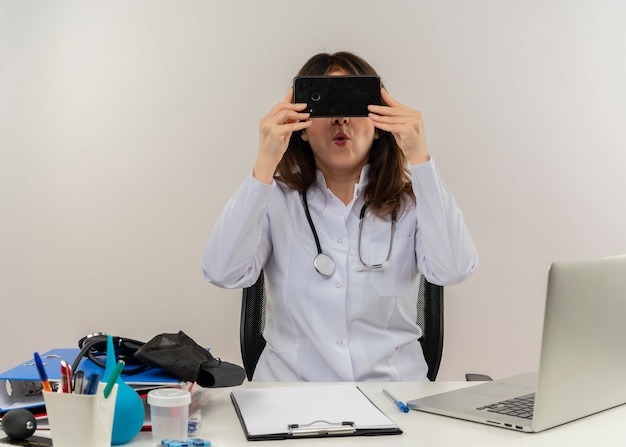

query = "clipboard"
[230,385,402,440]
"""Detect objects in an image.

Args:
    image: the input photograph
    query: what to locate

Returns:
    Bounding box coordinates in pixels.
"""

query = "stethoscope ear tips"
[355,261,389,272]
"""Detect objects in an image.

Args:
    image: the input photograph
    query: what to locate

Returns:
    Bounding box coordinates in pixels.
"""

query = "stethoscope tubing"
[301,191,395,277]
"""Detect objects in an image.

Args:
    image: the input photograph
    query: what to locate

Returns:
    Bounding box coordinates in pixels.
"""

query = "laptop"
[407,254,626,432]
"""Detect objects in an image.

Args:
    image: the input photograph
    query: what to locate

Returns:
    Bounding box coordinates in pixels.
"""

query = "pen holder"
[43,383,118,447]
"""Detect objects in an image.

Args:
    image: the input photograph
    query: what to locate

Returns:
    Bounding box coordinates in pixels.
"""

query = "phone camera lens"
[311,92,321,102]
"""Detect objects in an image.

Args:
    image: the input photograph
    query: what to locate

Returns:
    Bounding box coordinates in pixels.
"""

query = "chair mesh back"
[417,274,445,381]
[240,271,267,381]
[240,271,444,381]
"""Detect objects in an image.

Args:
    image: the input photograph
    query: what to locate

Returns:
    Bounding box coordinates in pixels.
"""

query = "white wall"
[2,0,626,380]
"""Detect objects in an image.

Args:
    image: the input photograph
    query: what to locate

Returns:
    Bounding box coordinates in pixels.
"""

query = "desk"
[7,381,626,446]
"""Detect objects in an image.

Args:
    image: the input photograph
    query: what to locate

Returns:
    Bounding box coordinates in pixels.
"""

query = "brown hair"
[275,51,415,218]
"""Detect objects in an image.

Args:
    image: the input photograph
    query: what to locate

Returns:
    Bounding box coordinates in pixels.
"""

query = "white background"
[2,0,625,380]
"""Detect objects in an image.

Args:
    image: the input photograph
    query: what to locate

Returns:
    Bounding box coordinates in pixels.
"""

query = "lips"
[332,132,349,145]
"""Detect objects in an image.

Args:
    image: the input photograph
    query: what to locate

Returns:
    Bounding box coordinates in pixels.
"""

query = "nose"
[332,116,349,125]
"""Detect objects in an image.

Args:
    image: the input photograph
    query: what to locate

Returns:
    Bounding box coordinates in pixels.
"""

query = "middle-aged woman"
[201,51,478,382]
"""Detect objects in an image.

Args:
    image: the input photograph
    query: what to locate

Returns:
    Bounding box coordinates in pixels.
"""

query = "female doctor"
[201,51,478,382]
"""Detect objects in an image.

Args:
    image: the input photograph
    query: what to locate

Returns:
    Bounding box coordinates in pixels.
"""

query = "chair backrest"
[416,274,445,381]
[240,271,268,381]
[240,270,444,381]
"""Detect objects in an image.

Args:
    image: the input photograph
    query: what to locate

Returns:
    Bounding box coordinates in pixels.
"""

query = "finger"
[260,117,311,142]
[283,87,294,103]
[368,101,404,117]
[285,119,312,133]
[283,87,310,111]
[368,104,409,121]
[380,87,401,106]
[368,118,395,133]
[274,108,310,125]
[368,112,406,126]
[269,102,308,120]
[273,101,308,113]
[369,103,417,121]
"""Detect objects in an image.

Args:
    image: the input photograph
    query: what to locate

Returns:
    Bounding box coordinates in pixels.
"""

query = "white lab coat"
[201,159,477,382]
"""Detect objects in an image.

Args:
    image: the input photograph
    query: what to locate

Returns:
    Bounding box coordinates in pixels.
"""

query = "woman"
[201,51,477,382]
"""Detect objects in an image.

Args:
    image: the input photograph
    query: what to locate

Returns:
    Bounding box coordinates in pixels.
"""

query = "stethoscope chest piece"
[313,253,336,277]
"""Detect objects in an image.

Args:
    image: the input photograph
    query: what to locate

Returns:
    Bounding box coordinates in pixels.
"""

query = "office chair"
[240,270,445,381]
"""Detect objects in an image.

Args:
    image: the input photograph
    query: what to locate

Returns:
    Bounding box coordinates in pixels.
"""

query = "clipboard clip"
[288,420,356,437]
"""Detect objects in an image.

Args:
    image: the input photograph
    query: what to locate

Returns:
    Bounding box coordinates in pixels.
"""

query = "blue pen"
[84,372,101,395]
[383,388,410,413]
[33,352,52,392]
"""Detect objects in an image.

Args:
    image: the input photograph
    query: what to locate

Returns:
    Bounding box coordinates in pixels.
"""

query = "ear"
[300,130,308,142]
[374,130,380,140]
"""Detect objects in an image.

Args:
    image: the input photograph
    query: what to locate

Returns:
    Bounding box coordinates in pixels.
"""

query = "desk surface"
[10,381,626,447]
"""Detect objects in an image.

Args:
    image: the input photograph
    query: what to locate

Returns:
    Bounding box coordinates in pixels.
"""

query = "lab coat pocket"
[254,346,300,381]
[388,339,428,381]
[366,236,414,297]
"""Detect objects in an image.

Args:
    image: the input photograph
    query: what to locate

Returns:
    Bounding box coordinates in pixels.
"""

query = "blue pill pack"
[161,438,211,447]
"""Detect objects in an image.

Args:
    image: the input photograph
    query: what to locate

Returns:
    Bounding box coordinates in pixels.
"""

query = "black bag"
[73,331,245,388]
[134,331,246,388]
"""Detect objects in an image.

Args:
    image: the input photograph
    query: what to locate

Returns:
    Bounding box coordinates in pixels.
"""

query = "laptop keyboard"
[477,393,535,419]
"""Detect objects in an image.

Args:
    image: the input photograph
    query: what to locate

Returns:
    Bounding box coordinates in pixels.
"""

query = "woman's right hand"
[253,89,311,184]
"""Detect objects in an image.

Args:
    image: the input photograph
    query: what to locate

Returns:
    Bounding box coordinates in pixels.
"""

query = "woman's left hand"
[368,88,430,165]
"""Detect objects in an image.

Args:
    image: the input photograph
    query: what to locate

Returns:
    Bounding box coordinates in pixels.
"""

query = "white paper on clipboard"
[230,384,401,440]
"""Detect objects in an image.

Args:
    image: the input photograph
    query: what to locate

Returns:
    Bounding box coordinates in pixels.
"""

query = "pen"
[383,388,409,413]
[103,360,125,399]
[33,352,52,392]
[73,370,85,394]
[60,360,73,393]
[84,372,101,395]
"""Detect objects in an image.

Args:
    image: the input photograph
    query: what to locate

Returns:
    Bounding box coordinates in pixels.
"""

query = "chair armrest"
[465,373,493,381]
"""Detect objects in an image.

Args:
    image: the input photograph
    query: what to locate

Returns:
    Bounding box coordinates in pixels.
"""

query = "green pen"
[103,360,125,399]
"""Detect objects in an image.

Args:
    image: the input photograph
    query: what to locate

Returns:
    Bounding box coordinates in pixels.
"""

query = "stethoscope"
[301,192,396,277]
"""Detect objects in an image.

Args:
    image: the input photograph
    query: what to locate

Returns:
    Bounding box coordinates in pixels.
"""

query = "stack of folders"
[0,348,180,426]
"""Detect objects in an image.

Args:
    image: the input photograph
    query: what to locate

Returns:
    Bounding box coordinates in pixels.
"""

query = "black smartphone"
[293,75,382,117]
